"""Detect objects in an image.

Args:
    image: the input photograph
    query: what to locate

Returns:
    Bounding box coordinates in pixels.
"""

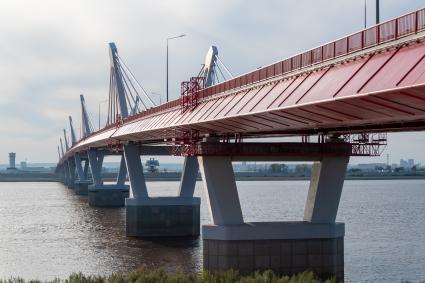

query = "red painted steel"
[104,7,425,122]
[60,8,425,162]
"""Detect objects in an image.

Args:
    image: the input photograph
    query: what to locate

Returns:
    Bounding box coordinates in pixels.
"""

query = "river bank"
[0,269,335,283]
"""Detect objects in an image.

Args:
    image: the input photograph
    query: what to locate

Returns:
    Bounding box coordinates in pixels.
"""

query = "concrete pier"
[66,160,76,189]
[197,142,350,280]
[203,222,344,280]
[73,153,92,195]
[87,150,129,207]
[124,144,201,237]
[126,197,200,237]
[88,184,130,207]
[74,179,92,196]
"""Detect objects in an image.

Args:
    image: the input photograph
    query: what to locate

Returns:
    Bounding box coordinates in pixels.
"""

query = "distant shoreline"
[1,175,425,182]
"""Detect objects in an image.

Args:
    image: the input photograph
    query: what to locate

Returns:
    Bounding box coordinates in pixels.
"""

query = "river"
[0,180,424,282]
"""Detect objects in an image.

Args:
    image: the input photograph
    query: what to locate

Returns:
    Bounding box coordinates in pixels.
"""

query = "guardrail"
[197,8,425,100]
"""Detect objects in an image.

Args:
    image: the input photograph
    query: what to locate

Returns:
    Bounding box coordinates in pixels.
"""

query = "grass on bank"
[0,269,337,283]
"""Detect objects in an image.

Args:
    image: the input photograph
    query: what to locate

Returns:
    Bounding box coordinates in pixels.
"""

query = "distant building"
[20,161,27,169]
[7,152,17,171]
[357,163,386,170]
[400,158,415,169]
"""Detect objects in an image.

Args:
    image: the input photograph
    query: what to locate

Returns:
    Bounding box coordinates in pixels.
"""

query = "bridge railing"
[196,7,425,100]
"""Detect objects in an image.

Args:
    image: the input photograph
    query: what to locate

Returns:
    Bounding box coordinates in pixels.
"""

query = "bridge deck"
[66,9,425,159]
[80,38,425,146]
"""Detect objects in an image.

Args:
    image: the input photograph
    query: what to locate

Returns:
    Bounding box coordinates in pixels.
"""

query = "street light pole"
[98,99,108,130]
[364,0,367,29]
[376,0,380,24]
[166,34,186,102]
[166,41,168,102]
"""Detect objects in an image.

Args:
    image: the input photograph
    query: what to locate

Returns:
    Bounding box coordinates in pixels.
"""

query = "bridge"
[57,8,425,280]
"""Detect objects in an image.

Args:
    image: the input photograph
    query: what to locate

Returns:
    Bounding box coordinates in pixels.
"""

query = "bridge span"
[56,8,425,280]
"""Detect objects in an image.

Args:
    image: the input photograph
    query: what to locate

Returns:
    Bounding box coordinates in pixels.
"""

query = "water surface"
[0,180,424,282]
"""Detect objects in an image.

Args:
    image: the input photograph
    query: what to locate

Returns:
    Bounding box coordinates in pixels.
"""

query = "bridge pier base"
[87,149,129,207]
[197,144,349,281]
[74,180,91,196]
[74,154,92,196]
[124,144,200,237]
[88,184,130,207]
[126,197,200,237]
[203,222,344,280]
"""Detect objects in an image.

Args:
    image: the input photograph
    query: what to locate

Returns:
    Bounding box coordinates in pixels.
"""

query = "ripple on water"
[0,180,424,282]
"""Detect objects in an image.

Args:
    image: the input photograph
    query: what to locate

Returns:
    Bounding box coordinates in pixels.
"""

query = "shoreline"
[1,175,425,182]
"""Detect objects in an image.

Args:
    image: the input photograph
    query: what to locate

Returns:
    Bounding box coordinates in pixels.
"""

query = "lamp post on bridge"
[375,0,380,24]
[98,99,108,130]
[166,34,186,102]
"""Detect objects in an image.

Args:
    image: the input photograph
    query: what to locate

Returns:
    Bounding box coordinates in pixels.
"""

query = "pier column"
[74,153,92,196]
[178,156,199,197]
[199,143,348,281]
[116,156,127,186]
[198,156,243,225]
[124,143,148,198]
[87,150,103,187]
[304,156,349,223]
[83,159,90,178]
[67,158,76,189]
[125,143,200,237]
[62,161,70,186]
[87,150,129,207]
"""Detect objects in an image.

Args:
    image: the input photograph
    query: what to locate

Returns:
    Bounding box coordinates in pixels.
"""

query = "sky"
[0,0,424,165]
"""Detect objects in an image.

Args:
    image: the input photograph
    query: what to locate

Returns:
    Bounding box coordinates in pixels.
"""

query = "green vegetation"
[0,269,337,283]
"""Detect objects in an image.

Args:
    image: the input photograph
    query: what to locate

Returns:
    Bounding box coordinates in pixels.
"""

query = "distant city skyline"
[0,1,424,163]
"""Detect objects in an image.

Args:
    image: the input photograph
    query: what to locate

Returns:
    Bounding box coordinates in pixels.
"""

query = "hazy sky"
[0,0,424,165]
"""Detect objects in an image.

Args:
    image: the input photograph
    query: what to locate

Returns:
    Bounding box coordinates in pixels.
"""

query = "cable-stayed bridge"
[56,8,425,280]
